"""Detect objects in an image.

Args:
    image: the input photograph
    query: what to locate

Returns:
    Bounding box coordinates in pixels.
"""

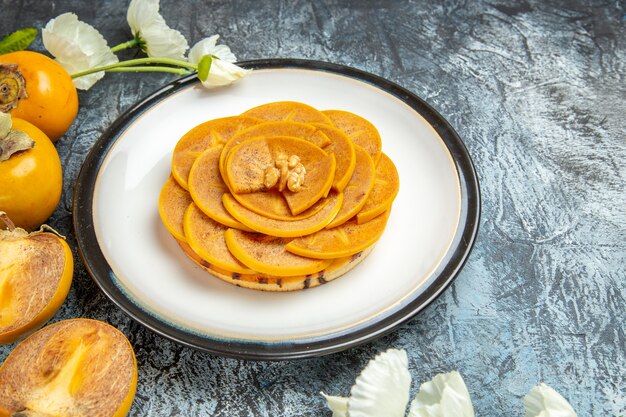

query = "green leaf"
[0,27,38,54]
[197,55,212,82]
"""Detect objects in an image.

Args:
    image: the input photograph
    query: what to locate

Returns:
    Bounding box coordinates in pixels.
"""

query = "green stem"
[70,57,198,79]
[110,38,139,52]
[105,66,192,75]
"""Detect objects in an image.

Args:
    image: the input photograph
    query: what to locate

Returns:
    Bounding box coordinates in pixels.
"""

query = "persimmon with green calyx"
[0,212,73,345]
[0,113,62,231]
[0,318,137,417]
[0,51,78,142]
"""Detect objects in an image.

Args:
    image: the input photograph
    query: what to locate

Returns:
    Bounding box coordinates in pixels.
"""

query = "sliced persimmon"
[180,239,373,291]
[0,214,73,345]
[222,192,343,237]
[323,109,382,165]
[232,189,329,221]
[224,228,332,277]
[286,210,390,259]
[183,203,255,275]
[224,136,335,215]
[158,176,193,242]
[187,146,252,231]
[241,101,332,125]
[171,116,260,190]
[310,123,356,192]
[0,318,137,417]
[326,145,375,229]
[357,153,399,224]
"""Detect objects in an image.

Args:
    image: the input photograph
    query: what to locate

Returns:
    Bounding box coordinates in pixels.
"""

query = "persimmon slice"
[326,145,375,229]
[232,189,329,221]
[183,203,255,275]
[171,116,260,189]
[223,192,343,237]
[357,153,400,224]
[310,123,356,192]
[241,101,332,125]
[179,240,373,291]
[158,176,193,242]
[225,136,336,215]
[187,146,252,231]
[286,210,390,259]
[323,109,382,165]
[224,228,332,277]
[0,318,137,417]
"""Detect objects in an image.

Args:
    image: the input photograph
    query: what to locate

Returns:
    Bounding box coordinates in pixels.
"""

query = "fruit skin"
[0,231,73,345]
[0,51,78,142]
[0,118,63,231]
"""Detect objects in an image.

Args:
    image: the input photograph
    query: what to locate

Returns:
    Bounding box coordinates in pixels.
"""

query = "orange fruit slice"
[224,228,332,276]
[241,101,332,125]
[158,176,193,242]
[323,109,382,165]
[0,318,137,417]
[232,189,330,221]
[223,192,343,238]
[224,136,336,215]
[0,213,73,344]
[171,116,260,189]
[179,240,373,291]
[310,123,356,192]
[357,153,399,224]
[187,146,252,231]
[286,210,390,259]
[183,203,255,275]
[326,145,376,229]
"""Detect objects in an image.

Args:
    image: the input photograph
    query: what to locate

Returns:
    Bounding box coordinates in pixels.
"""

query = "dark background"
[1,1,624,415]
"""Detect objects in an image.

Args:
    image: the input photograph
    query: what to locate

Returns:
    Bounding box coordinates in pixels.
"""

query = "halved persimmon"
[171,116,260,189]
[224,228,332,277]
[286,210,390,259]
[0,318,137,417]
[158,176,193,242]
[323,109,382,165]
[241,101,332,125]
[356,153,399,224]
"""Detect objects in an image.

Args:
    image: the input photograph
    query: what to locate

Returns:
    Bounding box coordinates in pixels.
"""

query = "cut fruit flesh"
[326,144,376,229]
[158,176,193,242]
[323,109,382,165]
[223,192,343,238]
[179,240,374,291]
[0,318,137,417]
[0,228,73,345]
[232,189,330,221]
[286,210,390,259]
[187,146,252,231]
[224,228,332,277]
[356,152,400,224]
[241,101,333,125]
[225,136,336,215]
[171,116,260,190]
[183,203,256,275]
[310,123,356,192]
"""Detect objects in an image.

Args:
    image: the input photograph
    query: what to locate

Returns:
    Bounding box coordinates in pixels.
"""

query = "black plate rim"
[73,58,481,360]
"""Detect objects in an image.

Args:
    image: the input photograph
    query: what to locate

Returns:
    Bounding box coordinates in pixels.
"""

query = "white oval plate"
[74,59,480,359]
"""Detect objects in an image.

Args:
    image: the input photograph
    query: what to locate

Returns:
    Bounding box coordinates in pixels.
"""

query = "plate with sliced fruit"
[74,59,480,359]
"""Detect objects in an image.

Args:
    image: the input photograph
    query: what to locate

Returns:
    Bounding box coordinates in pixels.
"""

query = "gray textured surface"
[1,0,625,415]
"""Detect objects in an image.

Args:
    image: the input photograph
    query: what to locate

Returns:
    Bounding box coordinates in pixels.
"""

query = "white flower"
[127,0,188,60]
[188,35,237,64]
[523,383,577,417]
[197,58,249,89]
[407,371,475,417]
[42,13,118,90]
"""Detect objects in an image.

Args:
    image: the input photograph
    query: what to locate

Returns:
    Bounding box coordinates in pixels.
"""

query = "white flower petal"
[189,35,236,64]
[407,371,475,417]
[321,392,349,417]
[523,383,577,417]
[126,0,188,60]
[348,349,412,417]
[42,12,118,90]
[198,59,250,89]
